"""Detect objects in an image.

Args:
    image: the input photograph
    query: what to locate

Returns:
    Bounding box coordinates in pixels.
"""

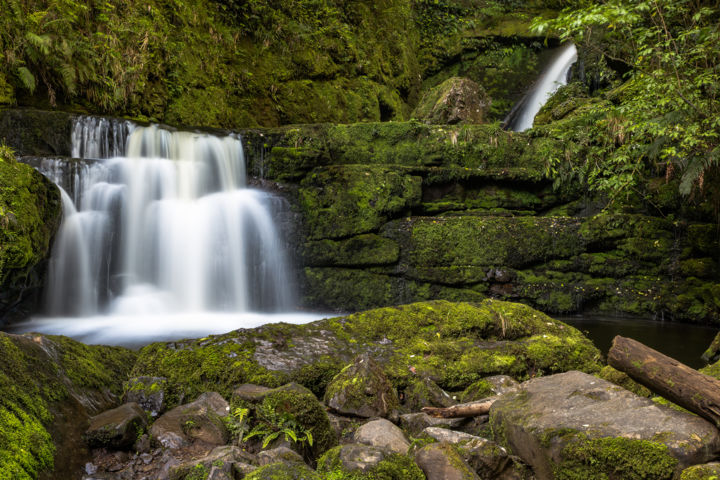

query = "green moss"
[317,446,424,480]
[0,150,61,317]
[299,165,421,240]
[302,235,399,267]
[258,384,337,461]
[0,333,136,479]
[131,337,284,408]
[553,434,678,480]
[534,83,590,126]
[385,216,584,271]
[679,463,720,480]
[459,379,494,403]
[243,462,321,480]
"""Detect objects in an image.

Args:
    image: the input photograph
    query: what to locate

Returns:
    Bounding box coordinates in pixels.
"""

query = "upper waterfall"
[505,44,578,132]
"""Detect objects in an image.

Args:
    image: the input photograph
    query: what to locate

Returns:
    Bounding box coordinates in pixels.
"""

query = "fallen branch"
[608,335,720,427]
[421,397,499,418]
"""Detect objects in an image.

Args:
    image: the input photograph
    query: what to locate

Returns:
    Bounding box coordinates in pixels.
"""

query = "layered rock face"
[0,146,61,323]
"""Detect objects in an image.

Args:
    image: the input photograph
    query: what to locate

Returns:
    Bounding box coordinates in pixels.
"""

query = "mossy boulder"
[413,77,490,125]
[0,148,62,323]
[0,332,136,479]
[299,165,421,240]
[414,442,479,480]
[235,383,336,462]
[324,354,400,418]
[317,445,425,480]
[489,371,719,479]
[679,462,720,480]
[132,300,602,403]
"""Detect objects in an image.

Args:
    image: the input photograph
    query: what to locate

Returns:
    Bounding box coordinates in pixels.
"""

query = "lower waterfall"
[14,117,324,345]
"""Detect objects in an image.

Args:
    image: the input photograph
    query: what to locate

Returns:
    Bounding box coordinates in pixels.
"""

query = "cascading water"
[505,43,578,132]
[14,117,323,345]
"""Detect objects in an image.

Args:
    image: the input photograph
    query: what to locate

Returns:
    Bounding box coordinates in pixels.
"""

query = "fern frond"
[16,66,36,93]
[59,62,77,94]
[25,32,51,55]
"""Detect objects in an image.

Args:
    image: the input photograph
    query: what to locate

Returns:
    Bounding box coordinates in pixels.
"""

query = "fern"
[25,32,51,55]
[16,67,36,93]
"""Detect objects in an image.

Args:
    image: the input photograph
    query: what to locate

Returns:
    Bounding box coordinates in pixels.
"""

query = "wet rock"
[324,353,400,418]
[415,443,480,480]
[124,376,168,417]
[402,376,456,411]
[327,412,357,441]
[400,412,467,436]
[413,77,490,125]
[150,392,230,449]
[490,371,720,479]
[257,446,306,466]
[133,434,151,454]
[353,418,409,455]
[84,402,147,450]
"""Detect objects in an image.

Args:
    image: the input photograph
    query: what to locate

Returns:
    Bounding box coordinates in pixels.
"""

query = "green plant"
[224,406,251,441]
[243,403,314,450]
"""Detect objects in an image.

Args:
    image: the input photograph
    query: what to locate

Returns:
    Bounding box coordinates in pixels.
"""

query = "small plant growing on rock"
[243,403,314,449]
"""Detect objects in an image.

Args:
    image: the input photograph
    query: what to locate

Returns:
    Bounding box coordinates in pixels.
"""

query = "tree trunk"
[422,397,498,418]
[608,335,720,427]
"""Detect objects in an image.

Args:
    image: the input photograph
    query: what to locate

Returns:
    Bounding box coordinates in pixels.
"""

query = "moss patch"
[317,446,424,480]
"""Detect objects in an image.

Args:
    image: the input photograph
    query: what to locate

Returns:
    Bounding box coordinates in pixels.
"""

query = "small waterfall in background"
[505,43,578,132]
[16,116,320,345]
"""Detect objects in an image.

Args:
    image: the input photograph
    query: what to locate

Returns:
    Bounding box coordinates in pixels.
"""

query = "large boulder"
[324,353,399,418]
[413,77,491,125]
[490,371,720,479]
[83,402,147,450]
[132,300,603,402]
[150,392,230,449]
[423,428,511,479]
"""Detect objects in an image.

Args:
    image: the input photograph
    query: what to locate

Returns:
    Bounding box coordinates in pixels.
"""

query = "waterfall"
[36,117,295,320]
[505,43,578,132]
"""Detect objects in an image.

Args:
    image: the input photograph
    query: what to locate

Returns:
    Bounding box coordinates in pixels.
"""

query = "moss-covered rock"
[317,445,425,480]
[679,462,720,480]
[301,234,399,267]
[241,383,337,462]
[324,354,400,418]
[299,165,421,240]
[0,147,61,323]
[243,462,320,480]
[133,300,602,403]
[0,332,136,479]
[490,371,716,479]
[413,77,490,125]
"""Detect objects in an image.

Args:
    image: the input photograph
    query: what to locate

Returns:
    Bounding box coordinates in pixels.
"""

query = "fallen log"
[608,335,720,427]
[421,396,499,418]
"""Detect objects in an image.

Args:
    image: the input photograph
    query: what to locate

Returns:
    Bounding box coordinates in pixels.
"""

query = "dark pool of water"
[559,315,718,370]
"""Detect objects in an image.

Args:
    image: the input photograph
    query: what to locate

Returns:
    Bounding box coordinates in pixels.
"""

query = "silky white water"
[14,117,329,345]
[508,43,578,131]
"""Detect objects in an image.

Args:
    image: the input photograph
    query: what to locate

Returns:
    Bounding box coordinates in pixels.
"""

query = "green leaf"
[16,67,36,93]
